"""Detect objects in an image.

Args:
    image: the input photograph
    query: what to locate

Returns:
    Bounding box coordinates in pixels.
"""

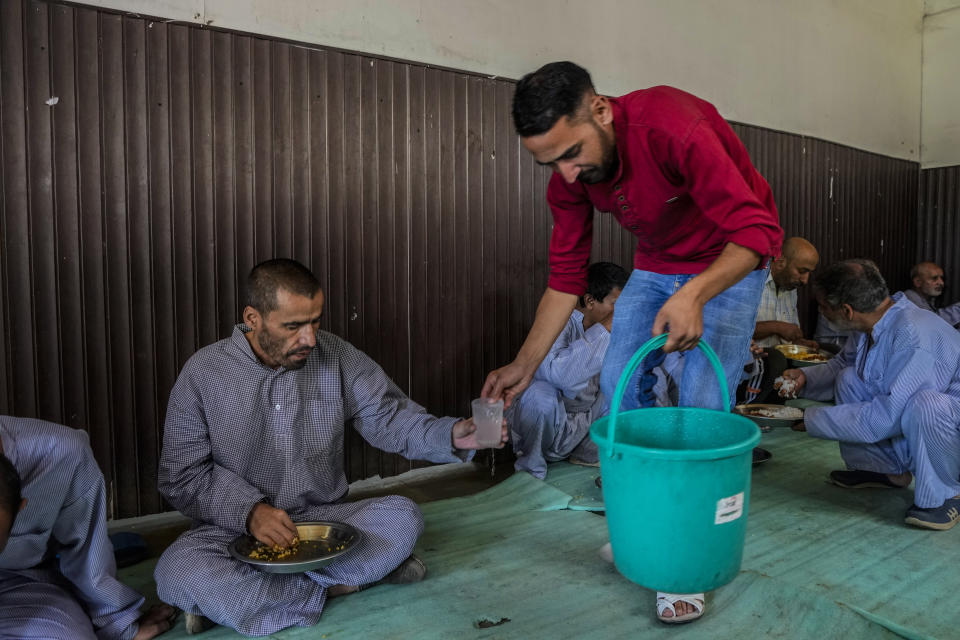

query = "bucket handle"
[606,334,730,458]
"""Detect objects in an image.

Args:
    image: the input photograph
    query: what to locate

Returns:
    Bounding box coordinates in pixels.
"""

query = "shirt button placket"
[615,185,638,230]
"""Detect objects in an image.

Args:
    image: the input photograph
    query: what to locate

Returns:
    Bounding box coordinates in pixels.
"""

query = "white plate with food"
[773,344,832,368]
[734,404,804,429]
[229,521,360,574]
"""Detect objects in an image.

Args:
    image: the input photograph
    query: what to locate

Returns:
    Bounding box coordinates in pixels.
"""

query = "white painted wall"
[83,0,924,161]
[921,2,960,167]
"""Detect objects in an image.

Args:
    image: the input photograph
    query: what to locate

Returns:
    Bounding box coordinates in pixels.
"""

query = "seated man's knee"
[0,576,97,640]
[154,536,210,605]
[902,390,956,437]
[511,381,560,423]
[378,495,424,539]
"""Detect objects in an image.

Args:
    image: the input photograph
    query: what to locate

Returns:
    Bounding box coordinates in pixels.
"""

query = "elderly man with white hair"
[902,261,960,329]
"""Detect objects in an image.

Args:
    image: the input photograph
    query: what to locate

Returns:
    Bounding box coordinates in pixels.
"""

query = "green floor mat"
[540,460,604,511]
[121,430,959,639]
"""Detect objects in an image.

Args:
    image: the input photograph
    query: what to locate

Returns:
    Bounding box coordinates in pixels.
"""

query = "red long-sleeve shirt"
[546,86,783,296]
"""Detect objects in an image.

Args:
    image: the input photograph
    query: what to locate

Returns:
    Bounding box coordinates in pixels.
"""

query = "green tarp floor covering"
[120,428,958,639]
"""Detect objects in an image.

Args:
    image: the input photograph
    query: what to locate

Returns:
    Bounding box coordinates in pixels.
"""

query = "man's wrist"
[677,280,710,307]
[246,498,270,533]
[511,353,540,376]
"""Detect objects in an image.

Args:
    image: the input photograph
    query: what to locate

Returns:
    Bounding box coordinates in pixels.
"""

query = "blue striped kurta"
[802,294,960,508]
[508,310,609,478]
[0,417,144,640]
[902,288,960,330]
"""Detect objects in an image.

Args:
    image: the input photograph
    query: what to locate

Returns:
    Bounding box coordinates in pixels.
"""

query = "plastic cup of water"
[471,398,503,448]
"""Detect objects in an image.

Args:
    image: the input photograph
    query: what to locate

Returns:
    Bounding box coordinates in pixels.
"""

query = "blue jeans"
[600,268,767,412]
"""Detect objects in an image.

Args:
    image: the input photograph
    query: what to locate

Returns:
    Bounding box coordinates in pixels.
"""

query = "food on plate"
[247,537,347,561]
[738,406,802,420]
[792,352,828,363]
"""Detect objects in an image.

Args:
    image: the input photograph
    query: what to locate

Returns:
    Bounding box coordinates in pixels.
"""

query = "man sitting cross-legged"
[778,259,960,530]
[154,259,507,636]
[0,417,175,640]
[508,262,627,478]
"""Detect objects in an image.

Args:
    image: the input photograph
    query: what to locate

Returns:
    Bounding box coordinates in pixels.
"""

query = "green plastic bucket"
[590,334,760,593]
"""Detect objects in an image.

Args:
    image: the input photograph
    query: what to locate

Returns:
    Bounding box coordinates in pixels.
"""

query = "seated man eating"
[154,259,506,636]
[779,259,960,530]
[0,417,175,640]
[508,262,627,478]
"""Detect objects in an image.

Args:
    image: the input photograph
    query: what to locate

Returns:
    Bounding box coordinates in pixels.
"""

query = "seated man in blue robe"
[779,259,960,530]
[0,417,176,640]
[900,261,960,329]
[153,259,506,636]
[508,262,627,478]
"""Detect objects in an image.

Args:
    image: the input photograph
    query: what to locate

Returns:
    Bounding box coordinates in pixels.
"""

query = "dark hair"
[910,261,940,281]
[814,259,889,313]
[246,259,321,314]
[580,262,629,307]
[0,452,21,519]
[512,61,596,137]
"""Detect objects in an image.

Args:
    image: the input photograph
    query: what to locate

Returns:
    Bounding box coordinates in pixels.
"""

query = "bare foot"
[133,604,177,640]
[657,592,705,623]
[327,584,360,598]
[660,601,698,619]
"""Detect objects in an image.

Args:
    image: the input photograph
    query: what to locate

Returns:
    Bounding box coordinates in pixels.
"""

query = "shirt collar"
[228,324,286,372]
[765,270,788,295]
[870,292,907,340]
[571,308,585,329]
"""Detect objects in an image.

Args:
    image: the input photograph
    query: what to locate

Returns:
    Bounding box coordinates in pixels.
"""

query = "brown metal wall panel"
[919,166,960,302]
[146,20,176,510]
[25,1,63,425]
[729,125,918,331]
[75,6,114,491]
[0,0,928,516]
[1,0,35,418]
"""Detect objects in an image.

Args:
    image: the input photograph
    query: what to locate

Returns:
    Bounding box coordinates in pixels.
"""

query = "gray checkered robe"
[154,326,470,636]
[0,417,144,640]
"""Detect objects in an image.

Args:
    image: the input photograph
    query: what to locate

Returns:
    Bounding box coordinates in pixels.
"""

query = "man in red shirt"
[483,61,783,623]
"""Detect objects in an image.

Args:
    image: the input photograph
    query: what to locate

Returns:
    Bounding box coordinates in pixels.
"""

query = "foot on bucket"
[656,592,705,624]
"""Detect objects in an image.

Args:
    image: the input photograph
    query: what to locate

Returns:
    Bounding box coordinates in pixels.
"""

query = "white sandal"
[656,591,705,624]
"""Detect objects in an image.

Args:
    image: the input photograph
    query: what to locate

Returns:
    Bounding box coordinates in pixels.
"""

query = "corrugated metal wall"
[731,125,919,330]
[0,0,922,517]
[918,166,960,302]
[0,0,561,517]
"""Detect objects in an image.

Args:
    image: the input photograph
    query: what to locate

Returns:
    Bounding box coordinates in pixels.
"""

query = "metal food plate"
[734,404,804,430]
[229,521,360,574]
[774,344,832,368]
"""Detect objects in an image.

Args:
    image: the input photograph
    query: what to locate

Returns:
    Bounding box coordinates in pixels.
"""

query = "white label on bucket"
[714,492,744,524]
